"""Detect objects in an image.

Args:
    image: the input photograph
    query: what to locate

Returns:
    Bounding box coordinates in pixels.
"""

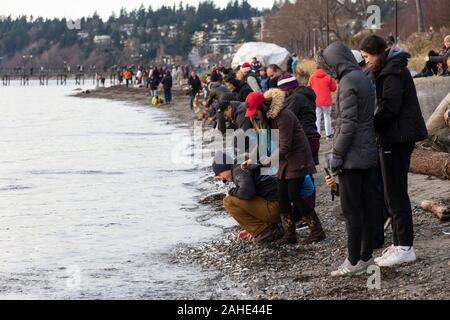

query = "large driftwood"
[421,200,450,220]
[410,148,450,179]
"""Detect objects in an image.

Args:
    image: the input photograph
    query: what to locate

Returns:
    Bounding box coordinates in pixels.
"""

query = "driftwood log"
[409,148,450,179]
[421,200,450,220]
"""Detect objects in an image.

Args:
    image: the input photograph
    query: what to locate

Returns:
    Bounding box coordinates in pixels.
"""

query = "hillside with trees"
[0,0,271,68]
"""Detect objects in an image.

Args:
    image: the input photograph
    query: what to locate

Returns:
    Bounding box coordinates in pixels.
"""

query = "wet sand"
[74,85,450,300]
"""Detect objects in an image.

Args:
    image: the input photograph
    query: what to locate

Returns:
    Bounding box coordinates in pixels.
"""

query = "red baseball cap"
[245,92,265,118]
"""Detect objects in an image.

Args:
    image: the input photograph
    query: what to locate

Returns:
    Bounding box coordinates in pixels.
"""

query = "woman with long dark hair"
[359,35,428,268]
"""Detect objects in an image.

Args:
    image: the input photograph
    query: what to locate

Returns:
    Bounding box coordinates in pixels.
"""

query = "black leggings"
[278,177,313,217]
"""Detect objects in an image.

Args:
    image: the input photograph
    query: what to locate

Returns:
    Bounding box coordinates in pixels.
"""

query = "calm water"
[0,82,225,299]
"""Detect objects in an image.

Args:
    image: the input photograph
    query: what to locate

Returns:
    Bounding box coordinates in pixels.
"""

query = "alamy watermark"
[365,5,382,30]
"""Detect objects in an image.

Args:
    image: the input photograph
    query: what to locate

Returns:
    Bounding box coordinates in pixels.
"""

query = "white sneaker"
[376,246,417,267]
[374,245,396,264]
[331,258,367,277]
[358,258,376,272]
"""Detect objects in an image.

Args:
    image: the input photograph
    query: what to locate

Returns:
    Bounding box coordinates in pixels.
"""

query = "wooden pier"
[0,68,117,86]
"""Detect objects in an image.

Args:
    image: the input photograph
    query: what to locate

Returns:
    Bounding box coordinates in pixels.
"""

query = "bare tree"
[415,0,425,32]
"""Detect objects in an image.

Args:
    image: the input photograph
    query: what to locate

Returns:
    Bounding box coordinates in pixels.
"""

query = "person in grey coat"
[317,42,378,277]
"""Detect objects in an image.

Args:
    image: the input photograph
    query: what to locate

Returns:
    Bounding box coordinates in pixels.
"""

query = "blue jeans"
[164,88,172,103]
[151,89,157,97]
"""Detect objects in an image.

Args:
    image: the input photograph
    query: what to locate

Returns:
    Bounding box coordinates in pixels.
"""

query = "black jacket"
[374,48,428,147]
[284,86,319,137]
[268,75,280,89]
[429,47,450,65]
[149,77,159,90]
[233,80,253,102]
[161,75,172,90]
[229,165,278,201]
[206,82,230,107]
[230,101,252,131]
[188,75,202,94]
[320,42,378,170]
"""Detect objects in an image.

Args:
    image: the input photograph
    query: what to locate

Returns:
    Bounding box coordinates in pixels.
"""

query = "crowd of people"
[115,65,198,105]
[180,34,447,278]
[113,33,448,277]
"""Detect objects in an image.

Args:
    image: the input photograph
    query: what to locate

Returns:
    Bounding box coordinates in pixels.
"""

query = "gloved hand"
[328,155,344,175]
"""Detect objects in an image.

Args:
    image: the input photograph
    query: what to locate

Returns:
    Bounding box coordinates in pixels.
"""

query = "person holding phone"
[317,42,378,277]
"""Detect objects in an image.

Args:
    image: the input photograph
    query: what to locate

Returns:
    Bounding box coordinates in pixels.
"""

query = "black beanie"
[212,151,233,175]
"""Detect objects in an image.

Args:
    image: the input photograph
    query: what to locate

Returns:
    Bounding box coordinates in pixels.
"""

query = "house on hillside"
[93,35,111,46]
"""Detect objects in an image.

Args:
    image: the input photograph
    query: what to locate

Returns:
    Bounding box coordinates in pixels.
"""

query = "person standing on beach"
[291,54,298,75]
[149,74,159,99]
[188,70,202,111]
[161,70,173,105]
[316,42,378,277]
[124,68,132,87]
[360,35,428,267]
[276,74,326,243]
[308,66,337,141]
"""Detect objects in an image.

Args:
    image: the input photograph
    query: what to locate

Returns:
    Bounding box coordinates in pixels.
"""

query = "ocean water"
[0,82,225,299]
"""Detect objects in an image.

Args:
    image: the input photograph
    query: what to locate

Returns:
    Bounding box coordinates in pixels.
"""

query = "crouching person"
[212,152,282,243]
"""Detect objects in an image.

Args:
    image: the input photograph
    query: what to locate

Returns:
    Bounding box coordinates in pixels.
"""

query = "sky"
[1,0,276,20]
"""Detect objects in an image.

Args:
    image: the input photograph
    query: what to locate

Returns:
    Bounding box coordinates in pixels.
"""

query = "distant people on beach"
[188,70,202,111]
[161,70,173,105]
[415,35,450,78]
[308,66,337,141]
[124,68,132,87]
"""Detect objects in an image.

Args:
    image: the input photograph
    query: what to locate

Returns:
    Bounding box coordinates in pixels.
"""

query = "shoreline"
[73,85,450,300]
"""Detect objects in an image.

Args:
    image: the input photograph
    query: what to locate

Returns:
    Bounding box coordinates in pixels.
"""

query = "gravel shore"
[74,85,450,300]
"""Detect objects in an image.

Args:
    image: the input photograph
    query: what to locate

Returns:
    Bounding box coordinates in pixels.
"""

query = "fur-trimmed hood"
[264,88,285,119]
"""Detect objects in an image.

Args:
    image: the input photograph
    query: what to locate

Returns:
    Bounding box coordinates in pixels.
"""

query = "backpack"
[152,96,160,105]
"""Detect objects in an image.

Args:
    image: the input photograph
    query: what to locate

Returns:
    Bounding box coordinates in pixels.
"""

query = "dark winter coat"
[428,46,450,65]
[233,80,253,102]
[161,74,173,90]
[268,75,280,89]
[206,82,230,107]
[374,48,428,147]
[320,42,378,170]
[229,165,278,201]
[264,89,317,180]
[149,77,159,90]
[229,101,252,131]
[188,75,202,94]
[284,86,320,137]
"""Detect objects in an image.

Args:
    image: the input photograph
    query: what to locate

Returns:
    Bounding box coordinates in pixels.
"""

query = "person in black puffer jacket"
[360,35,428,268]
[317,41,378,277]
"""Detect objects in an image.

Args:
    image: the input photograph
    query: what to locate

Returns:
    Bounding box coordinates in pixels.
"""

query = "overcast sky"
[2,0,276,20]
